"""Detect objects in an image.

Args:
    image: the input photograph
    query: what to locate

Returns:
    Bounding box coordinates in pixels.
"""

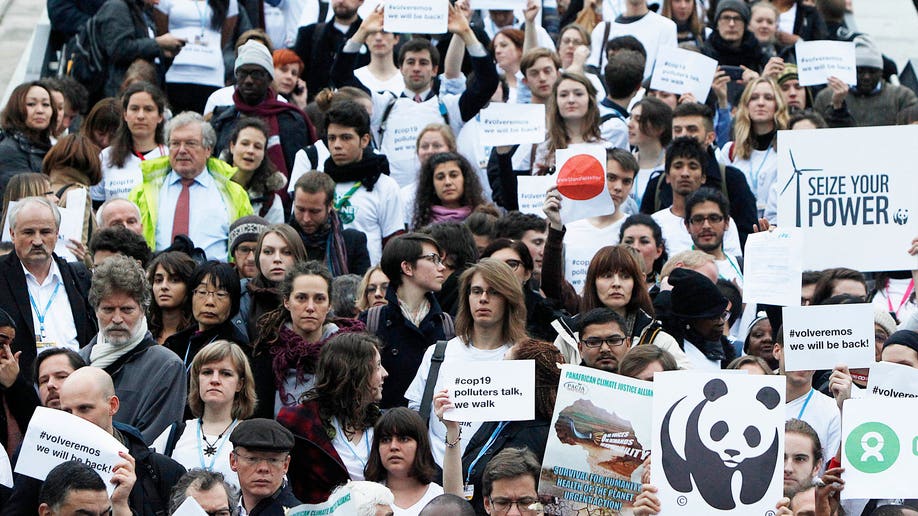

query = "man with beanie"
[212,40,317,197]
[701,0,768,72]
[814,36,918,127]
[662,267,736,370]
[229,215,269,279]
[229,418,300,515]
[880,330,918,369]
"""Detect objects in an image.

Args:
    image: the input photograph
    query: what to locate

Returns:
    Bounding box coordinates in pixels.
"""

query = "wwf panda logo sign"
[651,373,786,513]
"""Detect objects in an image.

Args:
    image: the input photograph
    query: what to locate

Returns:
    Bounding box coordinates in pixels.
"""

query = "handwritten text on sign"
[383,0,448,34]
[442,360,535,422]
[781,304,875,371]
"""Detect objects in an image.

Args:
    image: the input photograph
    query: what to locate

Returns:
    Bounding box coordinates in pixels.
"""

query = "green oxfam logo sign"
[845,422,900,474]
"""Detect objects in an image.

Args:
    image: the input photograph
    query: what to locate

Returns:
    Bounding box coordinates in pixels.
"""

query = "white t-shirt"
[355,66,405,96]
[391,483,444,516]
[203,86,236,117]
[92,145,169,201]
[785,388,841,472]
[588,12,677,79]
[158,0,238,87]
[330,417,373,481]
[724,143,777,219]
[563,217,624,294]
[405,337,512,466]
[651,207,743,257]
[335,175,405,265]
[150,419,240,488]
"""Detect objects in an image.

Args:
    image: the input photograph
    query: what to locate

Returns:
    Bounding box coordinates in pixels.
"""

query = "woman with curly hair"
[223,117,286,223]
[410,152,488,230]
[147,251,197,344]
[533,72,601,175]
[277,332,388,503]
[252,260,365,418]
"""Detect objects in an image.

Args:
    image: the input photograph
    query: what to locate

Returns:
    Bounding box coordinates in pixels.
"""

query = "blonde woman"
[533,72,602,175]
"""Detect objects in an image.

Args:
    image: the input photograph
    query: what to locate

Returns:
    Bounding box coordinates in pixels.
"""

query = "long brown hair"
[511,339,563,420]
[545,72,601,169]
[187,340,256,419]
[455,259,527,345]
[580,245,653,316]
[364,408,437,484]
[306,332,382,431]
[731,77,789,160]
[1,82,57,144]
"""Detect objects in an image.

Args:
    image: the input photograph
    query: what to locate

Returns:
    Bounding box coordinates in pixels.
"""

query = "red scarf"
[232,88,317,177]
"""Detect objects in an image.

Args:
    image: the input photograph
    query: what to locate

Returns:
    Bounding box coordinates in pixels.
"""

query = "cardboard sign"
[866,361,918,399]
[16,407,129,495]
[517,176,555,216]
[477,103,546,146]
[741,227,804,306]
[649,47,719,102]
[441,360,535,422]
[841,398,918,499]
[172,497,209,516]
[383,0,448,34]
[776,126,918,272]
[781,304,876,372]
[288,490,356,515]
[539,366,652,515]
[795,40,857,86]
[651,372,785,514]
[556,144,615,225]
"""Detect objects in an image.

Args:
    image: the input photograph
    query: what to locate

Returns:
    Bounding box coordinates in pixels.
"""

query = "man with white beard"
[78,254,186,442]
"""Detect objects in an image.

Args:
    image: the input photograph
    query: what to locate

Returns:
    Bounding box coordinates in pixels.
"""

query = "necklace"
[199,419,235,457]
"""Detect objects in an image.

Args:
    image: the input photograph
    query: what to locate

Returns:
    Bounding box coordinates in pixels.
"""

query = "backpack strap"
[440,313,455,340]
[317,0,329,22]
[305,144,319,170]
[377,92,399,143]
[718,159,729,200]
[55,183,78,199]
[419,340,449,425]
[599,21,612,71]
[366,305,385,334]
[162,420,186,457]
[654,172,664,212]
[637,321,663,347]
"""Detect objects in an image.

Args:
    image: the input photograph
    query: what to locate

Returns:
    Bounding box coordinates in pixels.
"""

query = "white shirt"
[93,145,169,201]
[651,207,743,257]
[563,217,624,293]
[778,3,797,34]
[331,417,373,481]
[391,483,444,516]
[150,419,240,488]
[334,176,405,265]
[683,340,722,370]
[588,11,677,79]
[786,388,841,472]
[405,337,512,466]
[157,0,238,87]
[23,259,78,350]
[155,169,233,261]
[724,143,777,219]
[354,66,405,96]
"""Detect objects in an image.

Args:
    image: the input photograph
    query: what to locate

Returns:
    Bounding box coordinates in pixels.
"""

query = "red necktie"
[171,178,195,240]
[414,93,423,103]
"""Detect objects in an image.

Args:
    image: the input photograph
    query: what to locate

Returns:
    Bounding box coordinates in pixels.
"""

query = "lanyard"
[334,181,362,210]
[797,389,814,420]
[333,418,370,471]
[749,150,770,197]
[886,279,915,319]
[29,281,61,341]
[465,421,509,485]
[192,0,208,37]
[723,253,743,282]
[196,419,236,471]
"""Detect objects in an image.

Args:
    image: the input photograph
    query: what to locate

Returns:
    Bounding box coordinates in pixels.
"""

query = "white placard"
[3,192,85,263]
[866,361,918,399]
[781,304,876,372]
[741,227,803,306]
[383,0,448,34]
[649,47,719,102]
[0,442,11,488]
[516,176,555,216]
[564,241,603,294]
[16,407,130,496]
[556,144,615,225]
[477,103,546,146]
[652,371,785,514]
[288,490,356,515]
[172,497,209,516]
[795,40,857,86]
[776,126,918,272]
[441,360,535,422]
[471,0,526,9]
[840,398,918,499]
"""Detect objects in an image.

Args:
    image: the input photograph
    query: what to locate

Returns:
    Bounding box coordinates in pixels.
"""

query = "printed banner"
[866,361,918,399]
[781,304,876,371]
[477,103,546,146]
[383,0,448,34]
[441,360,535,422]
[795,40,857,86]
[288,490,356,515]
[556,144,615,225]
[539,365,652,514]
[650,47,719,101]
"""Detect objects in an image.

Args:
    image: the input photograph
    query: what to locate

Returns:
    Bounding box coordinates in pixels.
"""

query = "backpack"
[377,92,450,144]
[66,15,107,95]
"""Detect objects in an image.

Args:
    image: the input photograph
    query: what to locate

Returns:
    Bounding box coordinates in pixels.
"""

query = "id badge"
[463,484,474,501]
[35,339,56,350]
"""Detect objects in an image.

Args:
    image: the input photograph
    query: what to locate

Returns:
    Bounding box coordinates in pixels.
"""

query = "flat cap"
[229,418,294,452]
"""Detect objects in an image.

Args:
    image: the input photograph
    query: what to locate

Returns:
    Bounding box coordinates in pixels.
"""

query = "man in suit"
[0,196,94,381]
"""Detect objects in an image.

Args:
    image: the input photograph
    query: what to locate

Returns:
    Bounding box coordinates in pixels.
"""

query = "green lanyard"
[335,181,362,210]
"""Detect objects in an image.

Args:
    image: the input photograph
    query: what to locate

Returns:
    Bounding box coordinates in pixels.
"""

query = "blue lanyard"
[749,150,770,197]
[192,0,208,37]
[797,389,815,420]
[334,418,371,471]
[29,281,61,341]
[196,419,236,471]
[465,421,509,485]
[723,254,743,282]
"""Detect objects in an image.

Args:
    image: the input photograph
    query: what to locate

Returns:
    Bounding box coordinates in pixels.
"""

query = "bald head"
[59,367,119,434]
[96,198,143,236]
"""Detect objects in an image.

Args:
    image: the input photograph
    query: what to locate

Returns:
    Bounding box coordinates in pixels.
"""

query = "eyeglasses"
[469,286,500,298]
[415,253,443,266]
[689,214,725,226]
[719,14,744,24]
[503,259,522,271]
[193,288,230,301]
[233,452,288,468]
[488,497,541,515]
[365,283,389,296]
[235,68,270,81]
[580,335,628,348]
[168,139,203,150]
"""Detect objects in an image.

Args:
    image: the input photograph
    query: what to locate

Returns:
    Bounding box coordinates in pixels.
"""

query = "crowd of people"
[0,0,917,514]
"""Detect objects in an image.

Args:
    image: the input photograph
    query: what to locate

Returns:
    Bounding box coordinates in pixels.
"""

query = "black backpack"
[67,15,107,95]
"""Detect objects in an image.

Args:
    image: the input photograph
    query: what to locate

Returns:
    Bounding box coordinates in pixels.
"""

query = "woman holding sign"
[533,72,602,175]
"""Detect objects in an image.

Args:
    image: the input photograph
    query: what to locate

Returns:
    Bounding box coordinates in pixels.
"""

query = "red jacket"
[276,400,349,504]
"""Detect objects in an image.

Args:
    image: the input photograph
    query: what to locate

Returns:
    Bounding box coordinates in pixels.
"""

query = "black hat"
[229,418,294,452]
[882,330,918,355]
[715,0,750,25]
[669,268,728,320]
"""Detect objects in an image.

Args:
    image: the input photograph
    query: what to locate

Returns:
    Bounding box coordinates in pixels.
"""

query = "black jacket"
[701,30,768,72]
[293,18,369,102]
[2,422,185,516]
[0,253,95,382]
[0,376,40,457]
[290,217,371,277]
[0,131,51,194]
[95,0,162,98]
[47,0,106,38]
[211,104,310,181]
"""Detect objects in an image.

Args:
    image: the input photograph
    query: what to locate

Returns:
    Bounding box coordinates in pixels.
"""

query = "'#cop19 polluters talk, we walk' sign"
[776,125,918,271]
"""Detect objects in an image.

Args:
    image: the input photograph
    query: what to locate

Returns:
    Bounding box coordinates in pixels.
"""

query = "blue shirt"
[155,168,232,261]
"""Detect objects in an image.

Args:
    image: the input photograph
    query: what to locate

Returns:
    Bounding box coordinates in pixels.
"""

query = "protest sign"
[651,371,785,514]
[470,0,526,9]
[517,175,555,216]
[781,304,875,371]
[383,0,448,34]
[556,144,614,225]
[477,103,546,146]
[564,242,603,294]
[288,490,356,515]
[841,397,918,499]
[2,189,86,263]
[539,365,652,515]
[866,361,918,399]
[441,360,534,422]
[776,126,918,271]
[172,497,209,516]
[741,227,803,306]
[795,40,857,86]
[378,100,446,187]
[16,407,129,495]
[649,47,719,102]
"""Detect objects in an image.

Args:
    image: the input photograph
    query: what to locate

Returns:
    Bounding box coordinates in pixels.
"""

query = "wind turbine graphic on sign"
[780,149,823,227]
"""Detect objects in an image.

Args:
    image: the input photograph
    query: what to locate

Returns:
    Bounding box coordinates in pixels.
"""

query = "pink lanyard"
[887,279,915,318]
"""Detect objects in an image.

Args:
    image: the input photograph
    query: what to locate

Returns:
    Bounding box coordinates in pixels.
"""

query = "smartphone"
[293,83,305,96]
[721,65,744,81]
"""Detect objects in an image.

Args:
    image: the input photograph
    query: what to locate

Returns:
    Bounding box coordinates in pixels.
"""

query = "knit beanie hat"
[777,63,799,85]
[855,36,883,69]
[229,215,268,255]
[883,330,918,355]
[669,267,729,320]
[715,0,751,25]
[235,40,276,79]
[875,308,897,337]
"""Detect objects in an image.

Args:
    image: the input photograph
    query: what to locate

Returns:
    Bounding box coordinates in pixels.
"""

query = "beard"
[332,4,357,19]
[103,318,143,346]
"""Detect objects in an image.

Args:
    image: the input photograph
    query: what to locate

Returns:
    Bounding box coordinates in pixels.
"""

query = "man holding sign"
[37,461,133,516]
